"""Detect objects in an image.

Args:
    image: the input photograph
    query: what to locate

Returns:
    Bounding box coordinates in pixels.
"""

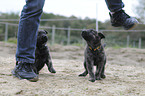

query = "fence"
[0,22,145,48]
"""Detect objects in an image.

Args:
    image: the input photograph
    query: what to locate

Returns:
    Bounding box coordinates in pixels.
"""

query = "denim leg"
[105,0,124,12]
[16,0,45,63]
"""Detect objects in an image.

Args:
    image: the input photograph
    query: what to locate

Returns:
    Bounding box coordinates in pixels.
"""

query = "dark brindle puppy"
[79,29,106,82]
[34,30,56,74]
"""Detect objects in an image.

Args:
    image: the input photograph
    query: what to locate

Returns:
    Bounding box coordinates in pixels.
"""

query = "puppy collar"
[89,45,101,51]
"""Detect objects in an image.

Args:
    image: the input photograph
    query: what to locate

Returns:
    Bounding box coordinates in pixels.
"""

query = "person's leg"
[16,0,45,63]
[12,0,45,82]
[105,0,124,12]
[105,0,138,30]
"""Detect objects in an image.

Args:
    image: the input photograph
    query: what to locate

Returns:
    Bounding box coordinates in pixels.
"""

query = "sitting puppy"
[34,30,56,74]
[79,29,106,82]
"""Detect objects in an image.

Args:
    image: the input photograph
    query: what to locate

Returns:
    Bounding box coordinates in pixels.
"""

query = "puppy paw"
[48,68,56,73]
[79,73,87,77]
[101,74,106,79]
[96,77,102,80]
[89,78,95,82]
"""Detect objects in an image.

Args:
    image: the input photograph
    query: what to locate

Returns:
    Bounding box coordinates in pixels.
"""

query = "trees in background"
[135,0,145,23]
[0,10,145,47]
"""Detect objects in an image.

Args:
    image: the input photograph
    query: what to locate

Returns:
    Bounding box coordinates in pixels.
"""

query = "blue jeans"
[105,0,124,12]
[16,0,45,63]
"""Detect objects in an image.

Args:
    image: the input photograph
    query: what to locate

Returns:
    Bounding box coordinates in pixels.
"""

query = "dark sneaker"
[109,10,138,30]
[12,62,38,82]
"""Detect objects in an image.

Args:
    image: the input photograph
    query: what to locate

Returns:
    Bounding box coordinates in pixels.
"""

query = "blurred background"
[0,0,145,48]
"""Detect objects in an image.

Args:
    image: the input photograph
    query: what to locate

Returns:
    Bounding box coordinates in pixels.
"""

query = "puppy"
[34,30,56,74]
[79,29,106,82]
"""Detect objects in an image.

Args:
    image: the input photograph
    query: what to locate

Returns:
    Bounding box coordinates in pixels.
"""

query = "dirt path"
[0,42,145,96]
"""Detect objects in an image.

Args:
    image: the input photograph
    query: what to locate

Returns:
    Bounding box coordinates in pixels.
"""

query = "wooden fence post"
[127,35,130,48]
[133,41,136,48]
[138,38,142,49]
[5,23,8,42]
[52,25,55,45]
[67,26,70,45]
[82,28,86,46]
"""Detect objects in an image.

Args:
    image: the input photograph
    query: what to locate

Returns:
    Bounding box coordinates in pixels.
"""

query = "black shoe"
[110,10,138,30]
[12,62,38,82]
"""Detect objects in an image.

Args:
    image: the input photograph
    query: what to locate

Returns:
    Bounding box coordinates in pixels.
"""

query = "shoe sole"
[112,22,138,30]
[12,71,39,82]
[112,19,138,30]
[125,23,138,30]
[28,77,39,82]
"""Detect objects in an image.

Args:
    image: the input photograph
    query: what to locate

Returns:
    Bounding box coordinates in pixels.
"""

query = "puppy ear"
[44,30,48,34]
[98,33,105,39]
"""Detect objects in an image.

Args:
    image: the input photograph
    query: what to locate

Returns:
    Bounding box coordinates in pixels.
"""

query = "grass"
[71,43,85,47]
[7,38,17,44]
[3,38,144,49]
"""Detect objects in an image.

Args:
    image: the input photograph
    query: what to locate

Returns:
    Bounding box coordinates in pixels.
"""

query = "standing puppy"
[79,29,106,82]
[34,30,56,74]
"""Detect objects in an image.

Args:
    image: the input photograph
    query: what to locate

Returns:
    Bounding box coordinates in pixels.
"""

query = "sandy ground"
[0,42,145,96]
